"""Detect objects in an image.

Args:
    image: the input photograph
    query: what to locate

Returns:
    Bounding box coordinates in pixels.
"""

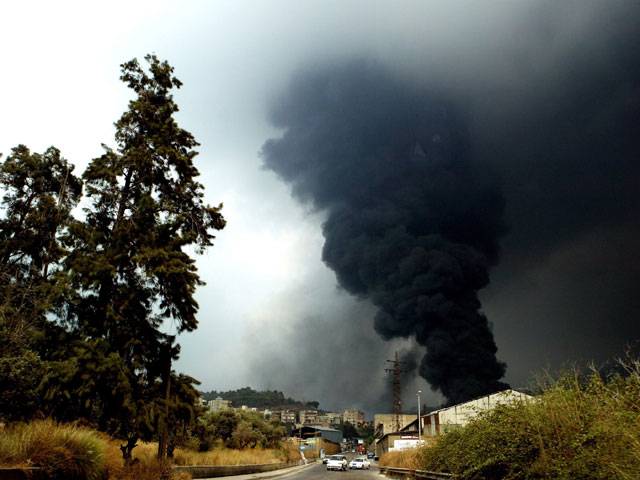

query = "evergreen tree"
[66,54,225,460]
[0,145,82,421]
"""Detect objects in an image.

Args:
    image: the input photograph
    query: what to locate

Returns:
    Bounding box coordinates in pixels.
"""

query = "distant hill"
[201,387,320,410]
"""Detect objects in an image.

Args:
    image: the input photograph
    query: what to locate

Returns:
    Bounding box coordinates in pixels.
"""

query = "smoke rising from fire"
[261,61,509,403]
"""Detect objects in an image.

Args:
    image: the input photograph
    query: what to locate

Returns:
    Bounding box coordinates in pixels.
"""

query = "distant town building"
[207,396,232,412]
[342,409,365,426]
[280,410,296,424]
[317,412,342,427]
[373,413,417,437]
[299,410,319,424]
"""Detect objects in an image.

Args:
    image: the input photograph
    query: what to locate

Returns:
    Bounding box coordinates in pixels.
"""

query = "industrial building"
[374,389,533,457]
[293,425,344,446]
[420,389,532,435]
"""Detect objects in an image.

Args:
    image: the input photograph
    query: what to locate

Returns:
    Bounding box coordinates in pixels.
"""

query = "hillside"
[201,387,320,410]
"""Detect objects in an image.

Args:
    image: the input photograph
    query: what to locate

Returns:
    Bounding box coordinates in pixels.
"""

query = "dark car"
[367,452,375,459]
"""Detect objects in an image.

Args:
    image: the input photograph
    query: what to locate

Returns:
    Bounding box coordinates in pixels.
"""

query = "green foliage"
[59,54,224,458]
[339,421,359,439]
[196,410,286,451]
[0,145,82,422]
[418,360,640,479]
[0,420,107,480]
[0,54,224,463]
[0,350,45,421]
[202,387,319,410]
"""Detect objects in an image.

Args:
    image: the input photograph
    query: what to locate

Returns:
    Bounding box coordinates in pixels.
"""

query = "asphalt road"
[279,462,383,480]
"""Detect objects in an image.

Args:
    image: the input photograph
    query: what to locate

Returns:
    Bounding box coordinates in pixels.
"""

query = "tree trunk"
[157,343,172,460]
[120,435,138,465]
[167,434,175,458]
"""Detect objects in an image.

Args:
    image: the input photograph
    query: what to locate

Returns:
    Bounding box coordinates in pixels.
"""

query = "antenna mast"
[385,351,407,432]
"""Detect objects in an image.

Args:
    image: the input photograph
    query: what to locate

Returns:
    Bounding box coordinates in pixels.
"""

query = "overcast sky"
[2,0,638,414]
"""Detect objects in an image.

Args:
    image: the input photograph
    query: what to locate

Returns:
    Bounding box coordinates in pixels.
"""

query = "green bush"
[196,410,286,451]
[419,360,640,479]
[0,419,107,480]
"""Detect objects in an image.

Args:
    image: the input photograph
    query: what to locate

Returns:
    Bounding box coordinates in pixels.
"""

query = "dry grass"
[0,421,187,480]
[0,420,300,480]
[0,419,106,480]
[379,449,421,469]
[173,441,299,466]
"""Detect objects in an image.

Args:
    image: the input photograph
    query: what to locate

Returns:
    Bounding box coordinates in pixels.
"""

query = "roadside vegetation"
[382,358,640,479]
[194,410,287,451]
[379,449,421,470]
[0,418,298,479]
[173,440,300,466]
[0,420,184,480]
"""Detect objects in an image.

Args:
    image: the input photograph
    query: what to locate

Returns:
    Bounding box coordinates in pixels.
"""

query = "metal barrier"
[379,465,456,480]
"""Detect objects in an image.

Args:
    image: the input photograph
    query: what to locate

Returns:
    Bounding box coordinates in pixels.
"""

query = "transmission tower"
[385,351,407,432]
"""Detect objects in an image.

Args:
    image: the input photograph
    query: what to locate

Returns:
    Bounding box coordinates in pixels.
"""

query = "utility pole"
[417,390,422,444]
[385,352,407,432]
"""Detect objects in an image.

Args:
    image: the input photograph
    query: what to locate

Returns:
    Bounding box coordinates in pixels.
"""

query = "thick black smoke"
[262,61,508,403]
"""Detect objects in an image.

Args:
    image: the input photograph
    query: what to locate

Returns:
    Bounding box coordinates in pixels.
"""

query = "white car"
[326,455,348,471]
[349,457,371,469]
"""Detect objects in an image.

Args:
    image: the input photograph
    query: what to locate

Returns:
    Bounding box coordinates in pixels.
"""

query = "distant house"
[317,412,342,426]
[207,396,231,412]
[280,409,296,424]
[342,409,365,426]
[299,409,319,425]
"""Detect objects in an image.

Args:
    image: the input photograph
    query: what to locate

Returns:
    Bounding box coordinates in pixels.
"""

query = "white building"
[422,389,533,435]
[299,409,319,424]
[207,396,231,412]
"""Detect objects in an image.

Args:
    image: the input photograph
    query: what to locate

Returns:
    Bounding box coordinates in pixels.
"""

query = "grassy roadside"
[0,420,301,480]
[173,440,300,466]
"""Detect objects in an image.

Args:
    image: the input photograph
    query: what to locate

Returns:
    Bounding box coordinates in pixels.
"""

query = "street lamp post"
[417,390,422,444]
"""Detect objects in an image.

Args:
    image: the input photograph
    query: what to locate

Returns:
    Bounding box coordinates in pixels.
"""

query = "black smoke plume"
[262,61,508,404]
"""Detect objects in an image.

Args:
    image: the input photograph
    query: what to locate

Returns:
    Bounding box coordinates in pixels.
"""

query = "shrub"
[418,360,640,479]
[0,419,106,480]
[196,410,285,451]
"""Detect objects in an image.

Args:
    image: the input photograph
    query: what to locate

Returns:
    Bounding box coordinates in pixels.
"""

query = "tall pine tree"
[66,54,225,460]
[0,145,82,421]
